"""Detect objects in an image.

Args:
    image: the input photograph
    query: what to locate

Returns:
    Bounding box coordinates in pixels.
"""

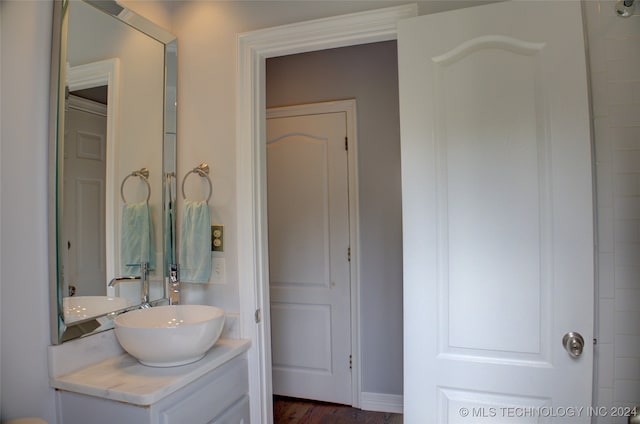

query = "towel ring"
[121,168,151,203]
[181,163,212,202]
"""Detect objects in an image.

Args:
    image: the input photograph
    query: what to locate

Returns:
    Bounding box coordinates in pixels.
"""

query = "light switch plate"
[212,257,225,284]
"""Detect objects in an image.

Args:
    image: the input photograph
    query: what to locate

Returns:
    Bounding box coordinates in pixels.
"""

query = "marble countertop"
[50,338,251,406]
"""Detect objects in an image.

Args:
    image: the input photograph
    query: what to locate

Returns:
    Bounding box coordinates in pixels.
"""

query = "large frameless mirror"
[48,0,177,344]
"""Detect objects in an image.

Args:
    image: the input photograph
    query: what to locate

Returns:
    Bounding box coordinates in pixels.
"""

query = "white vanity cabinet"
[51,338,250,424]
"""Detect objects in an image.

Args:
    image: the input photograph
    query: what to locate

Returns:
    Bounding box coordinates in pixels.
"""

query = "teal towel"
[179,200,211,283]
[121,202,155,276]
[165,199,175,273]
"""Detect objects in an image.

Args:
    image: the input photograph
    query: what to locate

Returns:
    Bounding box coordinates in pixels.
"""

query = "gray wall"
[266,41,403,395]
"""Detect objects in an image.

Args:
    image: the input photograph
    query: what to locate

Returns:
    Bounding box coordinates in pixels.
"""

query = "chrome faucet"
[168,263,180,305]
[108,262,150,307]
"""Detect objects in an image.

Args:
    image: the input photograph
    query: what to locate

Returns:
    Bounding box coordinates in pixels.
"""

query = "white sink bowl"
[63,296,132,324]
[114,305,225,367]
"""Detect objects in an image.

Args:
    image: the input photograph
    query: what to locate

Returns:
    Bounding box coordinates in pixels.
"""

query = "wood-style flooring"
[273,396,403,424]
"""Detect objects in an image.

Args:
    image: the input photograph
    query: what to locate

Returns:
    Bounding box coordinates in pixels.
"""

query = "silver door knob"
[562,332,584,358]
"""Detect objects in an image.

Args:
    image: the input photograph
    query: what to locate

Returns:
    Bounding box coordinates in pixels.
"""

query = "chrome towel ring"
[121,168,151,203]
[182,163,213,202]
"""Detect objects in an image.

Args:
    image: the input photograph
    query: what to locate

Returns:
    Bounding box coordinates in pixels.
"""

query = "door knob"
[562,332,584,358]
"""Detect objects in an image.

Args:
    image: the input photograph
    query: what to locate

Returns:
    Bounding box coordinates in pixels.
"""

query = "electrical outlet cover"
[211,225,224,252]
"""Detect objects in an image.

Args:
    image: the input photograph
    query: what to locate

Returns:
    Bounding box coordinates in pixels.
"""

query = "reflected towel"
[165,200,175,273]
[121,202,155,276]
[179,200,211,283]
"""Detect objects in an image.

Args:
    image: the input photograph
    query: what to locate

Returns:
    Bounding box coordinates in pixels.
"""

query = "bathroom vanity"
[49,333,250,424]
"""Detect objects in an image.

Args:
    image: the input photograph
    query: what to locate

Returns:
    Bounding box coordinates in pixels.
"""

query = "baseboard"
[359,392,403,414]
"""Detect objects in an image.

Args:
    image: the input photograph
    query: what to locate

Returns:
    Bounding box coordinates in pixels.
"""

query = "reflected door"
[63,95,107,297]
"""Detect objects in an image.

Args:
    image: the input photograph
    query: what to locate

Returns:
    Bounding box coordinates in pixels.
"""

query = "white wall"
[266,41,403,395]
[0,1,57,422]
[585,1,640,419]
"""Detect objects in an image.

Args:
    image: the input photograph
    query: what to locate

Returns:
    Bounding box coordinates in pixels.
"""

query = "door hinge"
[255,309,261,323]
[347,247,351,262]
[345,136,348,151]
[349,354,352,370]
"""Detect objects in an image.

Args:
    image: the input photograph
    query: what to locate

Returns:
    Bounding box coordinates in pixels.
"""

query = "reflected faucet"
[108,262,150,307]
[169,263,180,305]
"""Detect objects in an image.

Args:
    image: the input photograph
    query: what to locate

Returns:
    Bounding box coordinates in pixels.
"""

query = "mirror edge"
[48,0,177,345]
[48,0,67,345]
[85,0,176,45]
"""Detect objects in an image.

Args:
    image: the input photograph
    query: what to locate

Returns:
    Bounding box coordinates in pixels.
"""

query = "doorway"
[265,42,403,412]
[236,5,417,422]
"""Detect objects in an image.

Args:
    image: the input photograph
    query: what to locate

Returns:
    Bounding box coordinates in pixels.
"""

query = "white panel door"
[64,96,107,297]
[399,1,593,422]
[267,109,352,405]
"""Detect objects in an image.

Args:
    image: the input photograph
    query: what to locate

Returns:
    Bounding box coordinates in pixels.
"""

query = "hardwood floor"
[273,396,403,424]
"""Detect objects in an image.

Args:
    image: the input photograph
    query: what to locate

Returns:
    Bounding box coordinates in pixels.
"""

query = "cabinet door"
[210,395,250,424]
[158,358,249,424]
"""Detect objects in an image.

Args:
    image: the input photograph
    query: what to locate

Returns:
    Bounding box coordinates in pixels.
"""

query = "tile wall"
[586,1,640,422]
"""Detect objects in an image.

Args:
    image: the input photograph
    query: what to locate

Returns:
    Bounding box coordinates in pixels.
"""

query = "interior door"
[64,96,107,297]
[398,1,593,422]
[267,108,352,405]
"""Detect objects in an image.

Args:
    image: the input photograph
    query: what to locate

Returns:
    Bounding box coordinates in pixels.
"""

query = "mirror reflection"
[51,0,176,343]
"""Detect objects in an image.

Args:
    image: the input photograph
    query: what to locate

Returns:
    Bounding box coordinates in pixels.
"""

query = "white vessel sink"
[114,305,225,367]
[63,296,132,324]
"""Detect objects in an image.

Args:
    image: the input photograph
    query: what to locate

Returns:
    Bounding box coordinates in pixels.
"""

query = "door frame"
[267,99,359,405]
[236,5,417,423]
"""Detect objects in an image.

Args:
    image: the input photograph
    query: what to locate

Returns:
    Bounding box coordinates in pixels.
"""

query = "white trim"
[67,58,120,286]
[68,95,107,117]
[236,4,417,424]
[266,99,360,407]
[360,392,404,414]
